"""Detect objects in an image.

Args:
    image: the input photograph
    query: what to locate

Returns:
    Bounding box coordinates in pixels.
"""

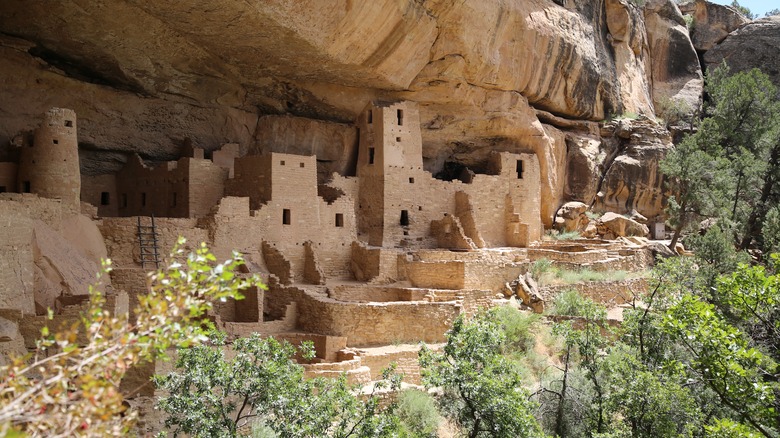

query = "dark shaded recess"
[27,44,149,95]
[434,161,483,183]
[667,35,701,77]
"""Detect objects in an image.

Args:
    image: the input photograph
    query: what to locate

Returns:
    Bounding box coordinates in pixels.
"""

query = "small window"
[171,192,177,207]
[397,109,404,126]
[100,192,110,206]
[516,160,524,179]
[335,213,344,227]
[22,181,30,193]
[368,147,375,165]
[64,120,73,127]
[52,139,59,145]
[400,210,409,227]
[141,193,147,207]
[396,137,401,142]
[409,177,414,184]
[300,162,305,168]
[280,160,285,166]
[282,209,291,225]
[121,194,128,208]
[367,110,373,124]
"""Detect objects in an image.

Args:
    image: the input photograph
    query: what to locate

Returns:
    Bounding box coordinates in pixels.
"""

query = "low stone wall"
[291,286,460,347]
[356,344,443,385]
[541,277,648,307]
[404,261,465,290]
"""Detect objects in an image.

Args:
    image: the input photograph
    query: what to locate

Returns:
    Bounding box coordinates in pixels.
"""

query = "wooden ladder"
[137,215,160,270]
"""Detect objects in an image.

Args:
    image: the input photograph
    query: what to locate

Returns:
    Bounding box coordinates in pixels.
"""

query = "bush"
[396,390,440,437]
[530,258,553,281]
[155,333,403,438]
[0,238,256,436]
[549,289,589,317]
[419,310,545,438]
[492,305,540,354]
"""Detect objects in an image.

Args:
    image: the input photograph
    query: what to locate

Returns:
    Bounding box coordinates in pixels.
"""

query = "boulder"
[705,16,780,88]
[598,212,650,238]
[515,273,544,314]
[679,0,749,51]
[554,201,590,233]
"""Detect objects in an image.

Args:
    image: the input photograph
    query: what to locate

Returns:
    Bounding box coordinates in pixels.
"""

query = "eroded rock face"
[679,0,749,52]
[0,0,706,227]
[593,118,671,221]
[704,16,780,87]
[644,0,703,115]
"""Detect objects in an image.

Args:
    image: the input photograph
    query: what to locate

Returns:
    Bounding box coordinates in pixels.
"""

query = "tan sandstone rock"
[598,212,650,239]
[679,0,749,51]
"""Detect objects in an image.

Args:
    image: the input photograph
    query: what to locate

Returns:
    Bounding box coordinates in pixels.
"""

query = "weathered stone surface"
[704,16,780,87]
[644,0,703,116]
[679,0,749,51]
[32,219,101,311]
[253,115,358,182]
[564,134,604,205]
[598,212,650,238]
[594,118,670,220]
[0,0,708,227]
[0,37,258,175]
[554,201,590,233]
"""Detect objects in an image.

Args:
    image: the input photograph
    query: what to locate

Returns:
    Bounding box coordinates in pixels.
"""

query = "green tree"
[155,333,403,438]
[419,310,545,438]
[731,0,756,19]
[0,239,256,436]
[660,66,780,250]
[663,294,778,437]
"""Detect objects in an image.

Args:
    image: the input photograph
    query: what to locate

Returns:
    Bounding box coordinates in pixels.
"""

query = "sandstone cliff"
[0,0,708,224]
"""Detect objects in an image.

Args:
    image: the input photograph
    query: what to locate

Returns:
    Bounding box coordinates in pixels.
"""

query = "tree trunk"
[669,197,688,251]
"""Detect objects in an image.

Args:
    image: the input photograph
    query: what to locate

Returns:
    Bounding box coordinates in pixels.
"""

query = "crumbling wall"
[292,286,459,346]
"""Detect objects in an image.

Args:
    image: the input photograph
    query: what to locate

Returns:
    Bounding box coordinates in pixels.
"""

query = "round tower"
[17,108,81,210]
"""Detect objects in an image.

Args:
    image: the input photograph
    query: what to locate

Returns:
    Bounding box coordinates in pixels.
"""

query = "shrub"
[549,289,589,317]
[530,258,553,281]
[396,390,441,437]
[0,238,256,437]
[155,333,403,438]
[492,305,541,354]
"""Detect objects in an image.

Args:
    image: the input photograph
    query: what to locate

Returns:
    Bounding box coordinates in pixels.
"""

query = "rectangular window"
[100,192,110,206]
[141,193,147,207]
[64,120,73,127]
[409,177,415,184]
[516,160,524,179]
[171,192,177,207]
[121,193,128,208]
[396,137,401,142]
[368,147,375,165]
[367,110,373,124]
[300,162,305,168]
[397,109,404,126]
[335,213,344,227]
[400,210,409,226]
[22,181,30,193]
[283,209,291,225]
[280,160,286,166]
[52,139,58,145]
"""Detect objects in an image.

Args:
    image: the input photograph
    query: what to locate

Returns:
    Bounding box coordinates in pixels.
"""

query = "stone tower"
[356,101,425,246]
[17,108,81,210]
[356,101,423,177]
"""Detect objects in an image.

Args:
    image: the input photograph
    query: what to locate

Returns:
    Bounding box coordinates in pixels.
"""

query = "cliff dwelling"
[0,102,655,390]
